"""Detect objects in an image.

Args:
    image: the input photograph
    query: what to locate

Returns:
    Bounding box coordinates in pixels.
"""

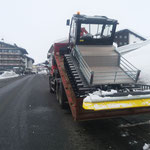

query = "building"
[114,29,147,47]
[0,41,28,71]
[24,56,34,70]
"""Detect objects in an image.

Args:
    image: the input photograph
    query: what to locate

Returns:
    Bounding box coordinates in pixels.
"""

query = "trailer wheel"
[49,77,54,93]
[56,80,59,101]
[58,82,67,109]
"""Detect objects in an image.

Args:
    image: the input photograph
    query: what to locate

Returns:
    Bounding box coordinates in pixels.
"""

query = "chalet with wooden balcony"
[0,41,28,71]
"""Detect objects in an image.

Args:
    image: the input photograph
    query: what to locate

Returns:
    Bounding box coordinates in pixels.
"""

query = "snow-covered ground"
[124,43,150,84]
[0,71,19,80]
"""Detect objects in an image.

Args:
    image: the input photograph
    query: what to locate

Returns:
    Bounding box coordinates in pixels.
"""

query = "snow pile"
[83,89,150,103]
[84,90,118,103]
[92,89,117,96]
[124,43,150,84]
[0,71,19,80]
[143,143,150,150]
[84,93,150,103]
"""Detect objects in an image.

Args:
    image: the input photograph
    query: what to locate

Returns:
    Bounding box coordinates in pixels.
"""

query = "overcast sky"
[0,0,150,64]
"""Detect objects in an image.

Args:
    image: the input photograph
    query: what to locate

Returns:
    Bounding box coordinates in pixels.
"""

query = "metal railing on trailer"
[73,46,141,85]
[120,56,141,82]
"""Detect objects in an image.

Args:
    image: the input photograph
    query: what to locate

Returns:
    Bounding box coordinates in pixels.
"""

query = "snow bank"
[124,44,150,84]
[0,71,19,80]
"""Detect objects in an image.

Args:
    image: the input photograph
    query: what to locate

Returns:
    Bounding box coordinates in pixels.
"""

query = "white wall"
[27,59,33,69]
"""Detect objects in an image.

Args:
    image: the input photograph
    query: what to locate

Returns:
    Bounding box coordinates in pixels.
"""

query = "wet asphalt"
[0,74,150,150]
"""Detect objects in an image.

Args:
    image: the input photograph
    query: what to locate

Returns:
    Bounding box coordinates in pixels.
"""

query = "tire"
[56,80,59,101]
[58,81,67,109]
[49,77,54,93]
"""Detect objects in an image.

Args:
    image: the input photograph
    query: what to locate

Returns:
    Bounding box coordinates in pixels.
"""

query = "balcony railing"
[0,52,21,55]
[0,63,25,66]
[0,58,21,60]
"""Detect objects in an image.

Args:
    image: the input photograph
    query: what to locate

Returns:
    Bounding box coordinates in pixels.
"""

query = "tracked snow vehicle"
[48,13,150,121]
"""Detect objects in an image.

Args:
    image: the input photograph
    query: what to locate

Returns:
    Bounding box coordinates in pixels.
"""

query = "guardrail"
[74,46,140,85]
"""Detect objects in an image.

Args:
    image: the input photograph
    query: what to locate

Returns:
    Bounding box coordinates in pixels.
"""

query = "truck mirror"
[66,19,70,26]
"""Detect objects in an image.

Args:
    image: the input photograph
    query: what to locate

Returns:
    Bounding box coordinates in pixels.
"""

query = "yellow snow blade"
[83,98,150,111]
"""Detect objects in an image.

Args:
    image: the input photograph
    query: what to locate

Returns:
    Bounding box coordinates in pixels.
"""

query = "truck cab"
[67,14,118,46]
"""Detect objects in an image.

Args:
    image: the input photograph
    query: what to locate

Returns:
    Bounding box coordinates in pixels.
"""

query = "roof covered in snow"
[24,55,34,63]
[116,29,147,41]
[0,41,28,54]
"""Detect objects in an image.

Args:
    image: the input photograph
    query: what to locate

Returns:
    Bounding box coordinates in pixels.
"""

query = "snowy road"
[0,74,150,150]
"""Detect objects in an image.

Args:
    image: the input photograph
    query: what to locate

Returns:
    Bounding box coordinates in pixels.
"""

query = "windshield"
[80,23,113,40]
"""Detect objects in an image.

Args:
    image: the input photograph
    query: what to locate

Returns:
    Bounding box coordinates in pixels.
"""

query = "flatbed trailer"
[48,13,150,121]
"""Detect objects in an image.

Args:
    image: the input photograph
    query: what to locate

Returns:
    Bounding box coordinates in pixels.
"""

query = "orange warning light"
[77,11,80,15]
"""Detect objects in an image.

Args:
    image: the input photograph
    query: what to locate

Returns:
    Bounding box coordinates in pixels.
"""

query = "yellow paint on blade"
[83,99,150,111]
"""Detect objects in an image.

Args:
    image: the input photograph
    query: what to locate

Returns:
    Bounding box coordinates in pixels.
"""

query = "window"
[70,20,76,38]
[124,35,127,39]
[115,36,117,38]
[119,35,122,38]
[119,42,122,45]
[103,25,113,37]
[80,24,113,39]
